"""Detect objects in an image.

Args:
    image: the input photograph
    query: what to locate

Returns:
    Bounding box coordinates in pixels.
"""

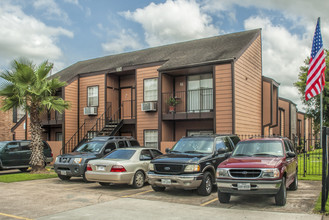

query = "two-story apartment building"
[9,28,315,155]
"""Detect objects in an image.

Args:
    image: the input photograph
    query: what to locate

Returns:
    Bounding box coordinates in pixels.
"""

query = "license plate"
[237,183,251,190]
[161,179,171,185]
[60,171,67,175]
[96,166,105,171]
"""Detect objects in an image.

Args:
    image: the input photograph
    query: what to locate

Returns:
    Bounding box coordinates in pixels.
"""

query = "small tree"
[0,58,69,172]
[294,49,329,134]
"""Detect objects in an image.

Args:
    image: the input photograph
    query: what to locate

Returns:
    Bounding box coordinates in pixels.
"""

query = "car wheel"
[289,173,298,191]
[218,190,231,203]
[151,185,166,192]
[197,171,213,196]
[58,174,71,181]
[19,168,29,172]
[275,177,287,206]
[132,170,145,189]
[82,171,91,183]
[99,182,110,186]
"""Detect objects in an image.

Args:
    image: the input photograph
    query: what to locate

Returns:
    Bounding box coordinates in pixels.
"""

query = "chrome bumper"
[148,172,203,189]
[216,179,282,195]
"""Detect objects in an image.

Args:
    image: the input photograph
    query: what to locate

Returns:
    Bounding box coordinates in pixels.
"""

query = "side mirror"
[216,148,226,155]
[224,152,232,159]
[165,148,170,153]
[287,152,296,158]
[104,149,112,154]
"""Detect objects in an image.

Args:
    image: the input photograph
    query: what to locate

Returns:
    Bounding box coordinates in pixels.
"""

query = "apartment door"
[121,88,132,119]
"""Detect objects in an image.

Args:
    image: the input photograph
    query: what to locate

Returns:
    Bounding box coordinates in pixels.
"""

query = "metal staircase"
[63,105,123,153]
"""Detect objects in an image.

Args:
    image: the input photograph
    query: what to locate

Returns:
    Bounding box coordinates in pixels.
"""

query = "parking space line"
[0,212,33,220]
[121,189,153,198]
[200,198,218,207]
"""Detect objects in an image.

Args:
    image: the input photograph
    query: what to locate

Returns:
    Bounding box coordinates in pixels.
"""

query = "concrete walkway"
[37,197,322,220]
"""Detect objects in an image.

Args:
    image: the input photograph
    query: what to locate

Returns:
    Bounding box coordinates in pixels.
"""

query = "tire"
[275,177,287,206]
[19,168,29,172]
[99,182,110,186]
[289,173,298,191]
[82,171,91,182]
[197,171,213,196]
[218,190,231,203]
[132,170,145,189]
[58,174,71,181]
[151,185,166,192]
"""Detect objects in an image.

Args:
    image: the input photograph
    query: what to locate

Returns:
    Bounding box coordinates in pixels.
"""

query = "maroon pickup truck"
[216,137,298,206]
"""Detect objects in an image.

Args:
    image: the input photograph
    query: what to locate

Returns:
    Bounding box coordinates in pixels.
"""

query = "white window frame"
[144,78,158,102]
[144,130,158,148]
[87,86,99,107]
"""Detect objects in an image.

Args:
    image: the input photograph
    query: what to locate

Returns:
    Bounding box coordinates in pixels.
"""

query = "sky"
[0,0,329,111]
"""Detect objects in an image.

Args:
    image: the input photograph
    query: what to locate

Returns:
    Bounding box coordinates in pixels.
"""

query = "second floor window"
[88,86,98,106]
[144,78,158,102]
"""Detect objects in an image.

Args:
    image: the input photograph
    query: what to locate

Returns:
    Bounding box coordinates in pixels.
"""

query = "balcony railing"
[162,88,213,119]
[40,110,63,125]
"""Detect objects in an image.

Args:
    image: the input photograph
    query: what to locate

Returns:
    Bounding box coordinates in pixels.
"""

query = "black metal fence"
[321,127,329,212]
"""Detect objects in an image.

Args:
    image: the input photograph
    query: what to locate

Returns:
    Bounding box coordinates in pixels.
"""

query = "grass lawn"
[298,149,323,176]
[0,168,57,183]
[314,193,329,215]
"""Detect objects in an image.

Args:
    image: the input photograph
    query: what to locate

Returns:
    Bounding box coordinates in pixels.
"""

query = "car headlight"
[216,168,229,178]
[55,156,60,163]
[261,168,280,178]
[149,163,154,171]
[73,158,83,164]
[184,165,200,172]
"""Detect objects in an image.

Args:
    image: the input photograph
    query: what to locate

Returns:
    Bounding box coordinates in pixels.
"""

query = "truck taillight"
[110,165,126,172]
[87,164,92,171]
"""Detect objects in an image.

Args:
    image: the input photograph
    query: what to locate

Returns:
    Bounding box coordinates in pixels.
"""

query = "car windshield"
[0,142,7,150]
[104,149,136,160]
[74,141,104,153]
[171,138,214,154]
[232,140,284,157]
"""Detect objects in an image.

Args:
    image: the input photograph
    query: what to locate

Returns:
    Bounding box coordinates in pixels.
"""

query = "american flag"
[305,18,326,101]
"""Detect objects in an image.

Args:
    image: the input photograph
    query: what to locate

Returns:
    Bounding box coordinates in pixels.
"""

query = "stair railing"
[62,103,112,154]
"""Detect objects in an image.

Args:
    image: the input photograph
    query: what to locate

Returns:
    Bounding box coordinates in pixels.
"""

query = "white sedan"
[85,147,162,188]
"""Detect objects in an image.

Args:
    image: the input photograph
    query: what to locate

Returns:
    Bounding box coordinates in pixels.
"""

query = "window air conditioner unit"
[84,107,98,115]
[141,102,157,112]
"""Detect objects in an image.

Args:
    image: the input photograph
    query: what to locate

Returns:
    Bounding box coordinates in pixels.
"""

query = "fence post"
[321,126,328,212]
[304,134,306,177]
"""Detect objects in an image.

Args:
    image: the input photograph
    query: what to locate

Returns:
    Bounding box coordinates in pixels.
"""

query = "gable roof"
[53,29,261,82]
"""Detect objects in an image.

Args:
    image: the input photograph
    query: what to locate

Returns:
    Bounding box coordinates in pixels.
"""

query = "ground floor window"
[144,130,158,148]
[187,130,213,137]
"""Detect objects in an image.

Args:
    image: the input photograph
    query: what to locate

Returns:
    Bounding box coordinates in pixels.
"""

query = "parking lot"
[0,172,322,220]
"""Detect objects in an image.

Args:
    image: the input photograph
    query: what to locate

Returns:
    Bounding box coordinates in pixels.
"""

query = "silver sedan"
[85,147,162,188]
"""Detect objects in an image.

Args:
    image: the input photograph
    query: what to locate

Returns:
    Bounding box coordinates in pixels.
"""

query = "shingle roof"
[53,29,261,82]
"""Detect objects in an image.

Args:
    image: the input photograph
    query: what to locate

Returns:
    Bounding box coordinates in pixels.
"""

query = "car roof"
[90,136,135,141]
[183,134,236,139]
[239,137,287,143]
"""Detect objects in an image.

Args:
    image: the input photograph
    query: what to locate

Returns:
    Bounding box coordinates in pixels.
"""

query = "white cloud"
[33,0,70,24]
[63,0,79,5]
[122,0,219,47]
[0,2,73,70]
[101,29,142,54]
[244,16,309,109]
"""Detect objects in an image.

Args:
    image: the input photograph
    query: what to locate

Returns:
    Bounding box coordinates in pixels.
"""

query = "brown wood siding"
[272,86,278,126]
[79,74,105,132]
[14,118,26,140]
[279,99,290,138]
[64,80,78,143]
[235,35,262,135]
[136,66,160,145]
[297,113,305,138]
[0,101,15,140]
[263,81,271,126]
[175,76,186,113]
[215,64,233,134]
[175,120,213,141]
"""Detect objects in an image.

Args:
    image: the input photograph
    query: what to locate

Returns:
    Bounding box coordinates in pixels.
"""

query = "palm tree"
[0,58,69,172]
